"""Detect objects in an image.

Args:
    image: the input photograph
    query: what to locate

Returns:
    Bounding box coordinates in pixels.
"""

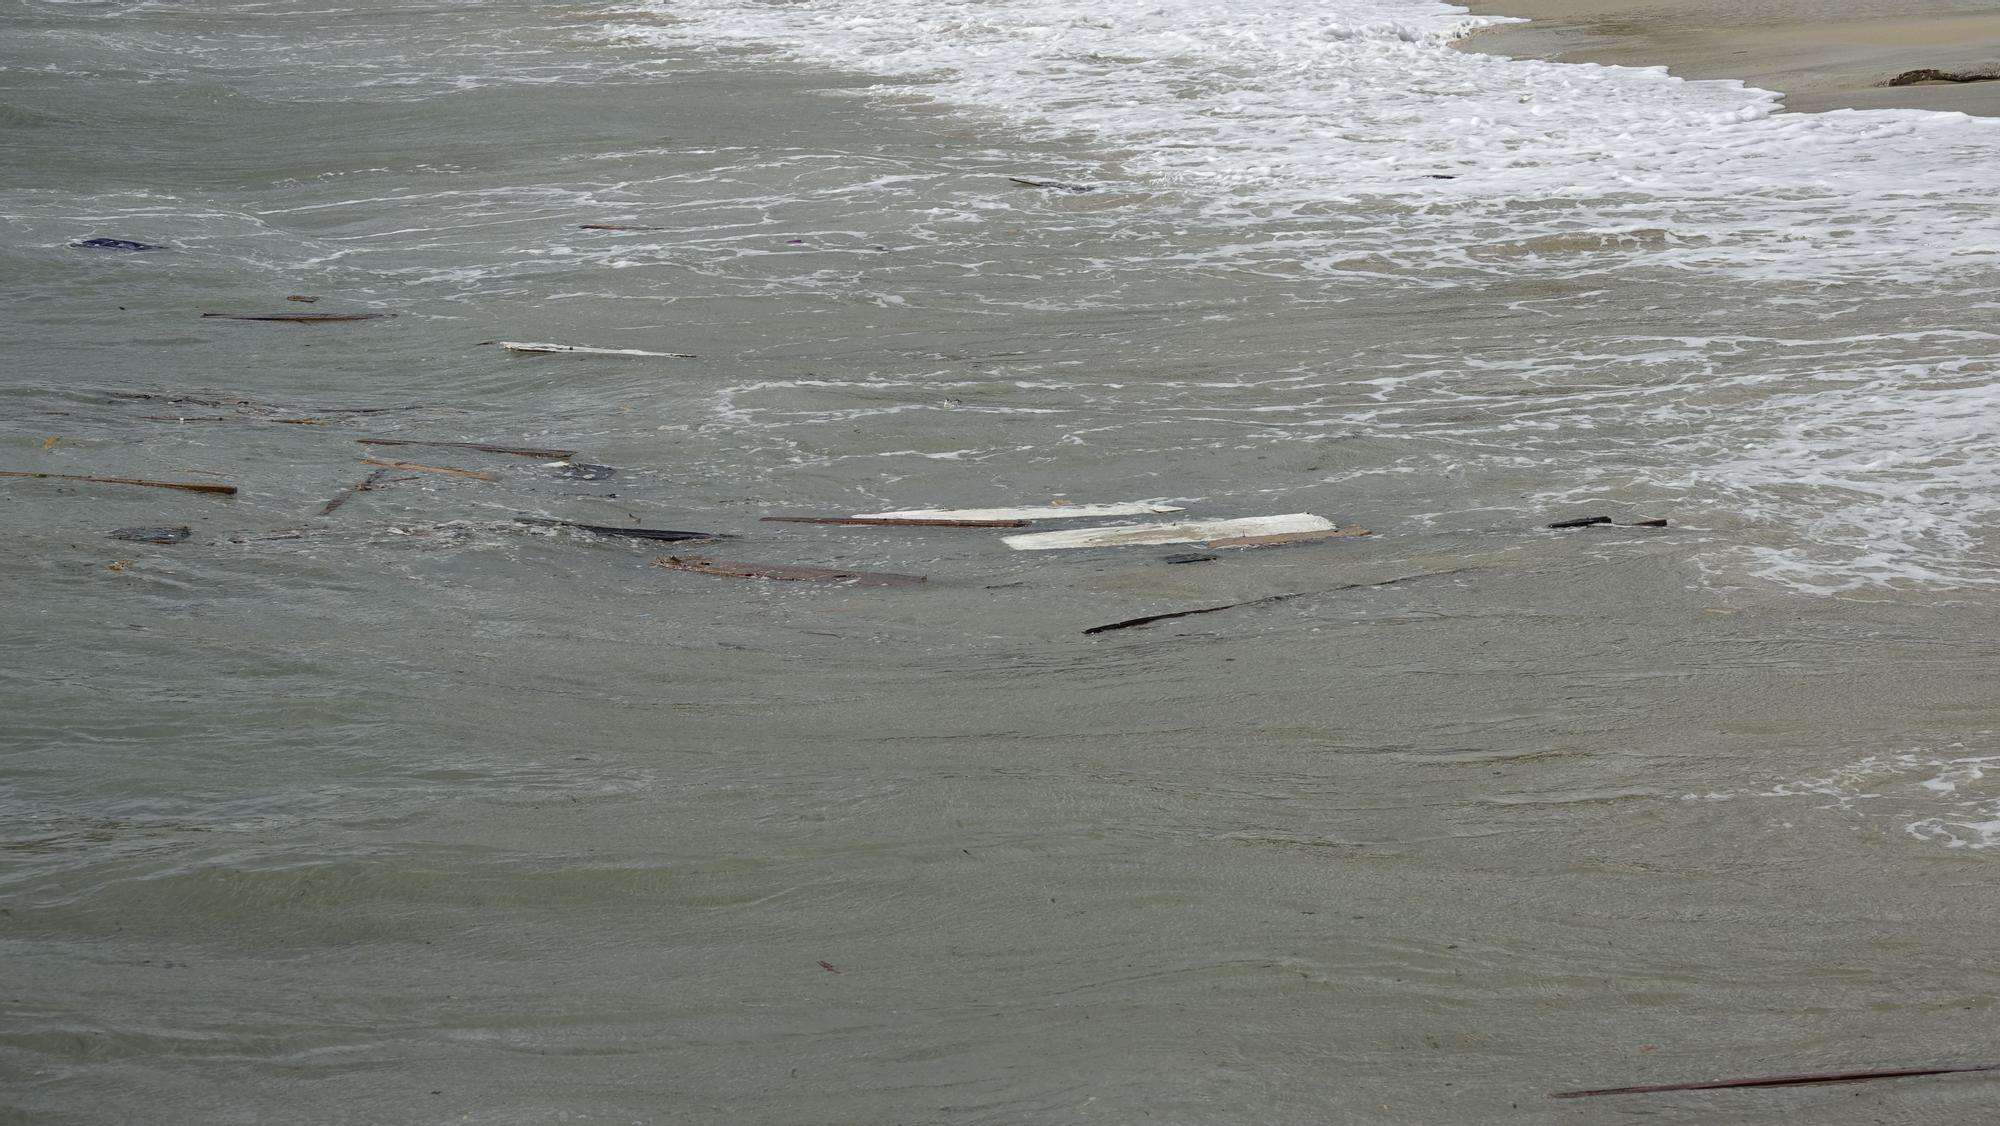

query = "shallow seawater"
[3,1,1999,1123]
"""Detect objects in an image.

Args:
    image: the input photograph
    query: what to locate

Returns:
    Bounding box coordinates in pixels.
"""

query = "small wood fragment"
[1624,518,1670,528]
[356,458,497,481]
[817,960,842,974]
[318,469,394,516]
[516,517,722,543]
[41,436,58,450]
[1162,552,1218,565]
[109,525,191,545]
[653,555,925,587]
[358,438,577,460]
[286,295,319,303]
[201,312,394,322]
[0,471,237,496]
[761,516,1027,528]
[1210,527,1371,548]
[1552,1063,1999,1099]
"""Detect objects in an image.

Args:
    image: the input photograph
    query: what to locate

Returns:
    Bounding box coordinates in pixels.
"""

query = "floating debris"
[862,502,1181,522]
[549,463,616,481]
[516,517,720,543]
[1009,176,1096,193]
[1084,567,1481,635]
[1162,552,1218,565]
[1547,515,1612,529]
[579,223,664,231]
[1005,514,1334,551]
[653,555,925,587]
[109,525,192,545]
[317,468,402,516]
[492,341,695,358]
[1,471,236,496]
[1211,527,1370,548]
[72,238,165,251]
[201,312,394,323]
[286,294,320,303]
[356,457,496,481]
[1552,1062,2000,1099]
[357,438,576,460]
[762,515,1026,528]
[41,436,58,450]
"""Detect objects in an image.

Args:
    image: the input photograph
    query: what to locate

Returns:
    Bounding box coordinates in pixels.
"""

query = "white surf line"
[1003,513,1334,551]
[860,502,1184,521]
[496,341,696,357]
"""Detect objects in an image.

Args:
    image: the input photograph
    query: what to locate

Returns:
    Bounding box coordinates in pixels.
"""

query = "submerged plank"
[1210,527,1371,548]
[356,458,497,481]
[358,438,576,460]
[653,555,925,587]
[516,517,722,543]
[201,312,393,322]
[494,341,695,358]
[1551,1063,2000,1099]
[1005,514,1334,551]
[861,502,1182,522]
[0,471,236,496]
[762,515,1027,528]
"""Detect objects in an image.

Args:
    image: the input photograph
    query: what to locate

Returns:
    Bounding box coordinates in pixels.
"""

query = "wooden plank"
[494,341,695,358]
[1084,567,1481,636]
[762,516,1026,528]
[1210,527,1371,548]
[358,438,576,460]
[862,502,1181,522]
[0,470,237,496]
[201,312,393,322]
[1004,514,1334,551]
[516,517,722,543]
[653,555,925,587]
[1552,1063,2000,1099]
[356,457,496,481]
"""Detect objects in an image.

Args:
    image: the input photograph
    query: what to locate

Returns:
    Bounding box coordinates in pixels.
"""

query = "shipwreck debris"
[1546,515,1669,529]
[1,471,237,496]
[357,438,576,460]
[863,502,1180,522]
[1211,527,1370,548]
[1005,514,1335,551]
[653,555,926,587]
[1552,1062,2000,1099]
[491,341,696,358]
[1162,552,1219,565]
[72,238,165,251]
[317,468,401,516]
[1009,176,1096,193]
[1083,567,1482,636]
[356,457,497,481]
[201,312,394,322]
[515,517,722,543]
[109,525,192,545]
[761,515,1027,528]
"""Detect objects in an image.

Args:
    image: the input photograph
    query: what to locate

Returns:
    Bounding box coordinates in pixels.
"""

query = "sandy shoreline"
[1458,0,2000,115]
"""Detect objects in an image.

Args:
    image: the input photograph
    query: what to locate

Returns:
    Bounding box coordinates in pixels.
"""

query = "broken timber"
[863,502,1180,522]
[0,471,237,496]
[1005,514,1334,551]
[653,555,925,587]
[1210,527,1370,548]
[493,341,695,358]
[201,312,393,322]
[516,517,723,543]
[1083,567,1482,636]
[318,469,398,516]
[358,438,576,460]
[356,458,497,481]
[1552,1062,2000,1099]
[762,516,1027,528]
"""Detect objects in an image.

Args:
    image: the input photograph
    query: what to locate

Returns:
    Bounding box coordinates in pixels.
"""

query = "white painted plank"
[1002,513,1335,551]
[497,341,695,357]
[859,502,1184,522]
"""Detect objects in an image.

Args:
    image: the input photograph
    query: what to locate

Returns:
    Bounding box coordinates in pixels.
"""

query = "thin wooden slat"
[515,517,721,543]
[761,516,1027,528]
[494,341,695,358]
[1005,514,1334,551]
[358,438,577,460]
[356,458,496,481]
[201,312,393,322]
[653,555,925,587]
[1210,527,1371,548]
[0,471,237,496]
[862,502,1180,522]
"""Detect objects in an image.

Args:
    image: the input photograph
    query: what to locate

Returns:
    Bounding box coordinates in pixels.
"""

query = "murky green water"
[4,2,1998,1122]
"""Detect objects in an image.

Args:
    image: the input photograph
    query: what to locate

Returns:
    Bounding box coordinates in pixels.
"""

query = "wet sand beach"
[1461,0,2000,114]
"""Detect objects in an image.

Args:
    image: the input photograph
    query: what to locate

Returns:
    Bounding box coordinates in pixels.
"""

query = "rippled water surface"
[4,1,1999,1122]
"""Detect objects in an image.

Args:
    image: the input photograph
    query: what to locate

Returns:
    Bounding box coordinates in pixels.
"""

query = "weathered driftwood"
[515,517,722,543]
[1006,514,1334,551]
[201,312,394,322]
[1083,567,1481,636]
[356,458,496,481]
[1210,527,1370,548]
[116,393,419,415]
[357,438,576,460]
[1552,1062,2000,1099]
[653,555,925,587]
[0,471,236,496]
[493,341,695,358]
[317,469,397,516]
[1547,515,1612,529]
[762,516,1027,528]
[863,502,1180,522]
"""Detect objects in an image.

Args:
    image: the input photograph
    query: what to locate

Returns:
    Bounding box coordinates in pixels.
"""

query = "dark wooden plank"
[201,312,394,322]
[760,516,1027,528]
[516,517,722,543]
[1,471,236,496]
[1210,527,1371,547]
[358,438,577,460]
[1552,1063,1999,1099]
